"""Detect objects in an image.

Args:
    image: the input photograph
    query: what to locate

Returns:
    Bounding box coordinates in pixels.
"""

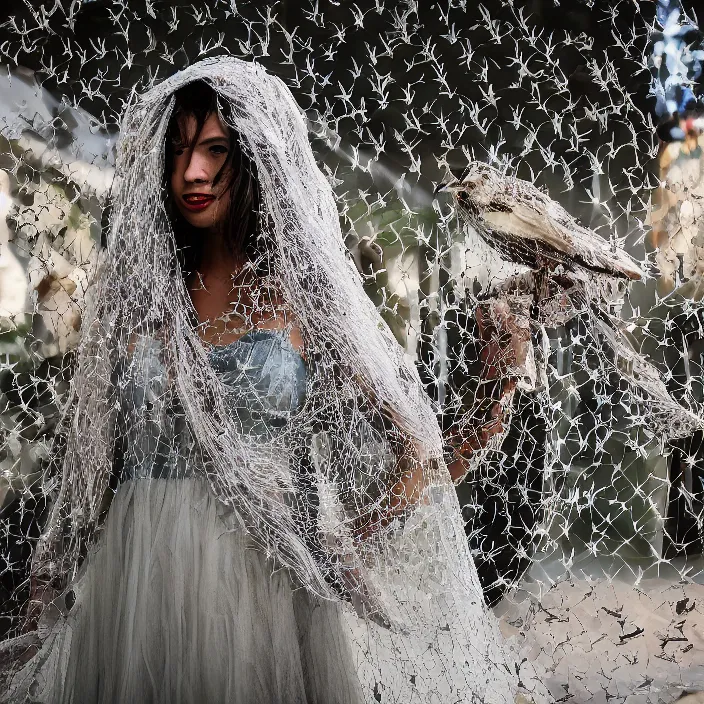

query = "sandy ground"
[496,573,704,703]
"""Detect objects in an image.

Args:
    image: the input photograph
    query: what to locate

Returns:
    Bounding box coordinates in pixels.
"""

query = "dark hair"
[163,79,262,280]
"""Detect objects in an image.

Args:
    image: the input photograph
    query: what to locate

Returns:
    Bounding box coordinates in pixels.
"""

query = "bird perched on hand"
[436,160,643,284]
[436,161,704,440]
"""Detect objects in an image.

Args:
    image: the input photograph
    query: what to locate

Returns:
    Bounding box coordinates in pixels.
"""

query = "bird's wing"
[544,199,643,280]
[481,202,578,261]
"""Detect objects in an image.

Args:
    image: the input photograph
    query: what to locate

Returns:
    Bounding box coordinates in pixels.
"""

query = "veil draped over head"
[16,57,536,702]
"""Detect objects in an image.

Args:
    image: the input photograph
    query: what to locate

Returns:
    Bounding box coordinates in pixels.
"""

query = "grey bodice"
[120,329,307,481]
[208,328,307,431]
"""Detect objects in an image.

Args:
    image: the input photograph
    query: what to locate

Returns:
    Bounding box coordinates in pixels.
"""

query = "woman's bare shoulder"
[257,311,305,357]
[288,323,304,356]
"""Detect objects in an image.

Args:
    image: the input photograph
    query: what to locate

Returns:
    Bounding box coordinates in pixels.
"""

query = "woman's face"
[170,111,232,230]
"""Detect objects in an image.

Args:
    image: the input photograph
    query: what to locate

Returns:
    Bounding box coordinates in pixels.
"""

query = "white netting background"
[0,1,702,702]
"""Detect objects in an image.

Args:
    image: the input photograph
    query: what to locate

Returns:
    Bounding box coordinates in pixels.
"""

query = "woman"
[1,57,535,703]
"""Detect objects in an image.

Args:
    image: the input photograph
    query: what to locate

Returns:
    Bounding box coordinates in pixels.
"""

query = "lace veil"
[16,56,524,701]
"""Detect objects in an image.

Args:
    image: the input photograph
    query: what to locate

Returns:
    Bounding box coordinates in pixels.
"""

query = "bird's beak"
[433,179,460,195]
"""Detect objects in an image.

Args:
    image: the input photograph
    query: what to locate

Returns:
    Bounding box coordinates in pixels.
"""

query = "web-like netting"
[0,1,703,702]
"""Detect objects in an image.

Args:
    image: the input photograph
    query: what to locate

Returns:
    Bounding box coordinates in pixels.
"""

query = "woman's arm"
[445,379,517,483]
[352,301,528,540]
[445,300,529,483]
[348,406,434,542]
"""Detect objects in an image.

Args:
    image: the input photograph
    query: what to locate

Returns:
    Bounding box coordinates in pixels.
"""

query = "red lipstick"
[182,193,216,212]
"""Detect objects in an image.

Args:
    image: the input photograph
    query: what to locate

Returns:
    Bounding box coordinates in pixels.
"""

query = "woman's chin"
[178,210,215,229]
[177,203,227,230]
[183,213,213,229]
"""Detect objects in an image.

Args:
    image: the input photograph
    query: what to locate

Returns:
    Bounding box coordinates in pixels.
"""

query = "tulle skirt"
[4,478,365,704]
[4,477,525,704]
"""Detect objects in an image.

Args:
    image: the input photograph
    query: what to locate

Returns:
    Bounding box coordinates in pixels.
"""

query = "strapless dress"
[4,329,523,704]
[4,329,365,704]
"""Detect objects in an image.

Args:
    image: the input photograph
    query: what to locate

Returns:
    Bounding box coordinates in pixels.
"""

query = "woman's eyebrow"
[197,136,229,146]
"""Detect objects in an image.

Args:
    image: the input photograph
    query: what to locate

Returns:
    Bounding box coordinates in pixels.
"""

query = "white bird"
[437,160,643,282]
[438,162,704,439]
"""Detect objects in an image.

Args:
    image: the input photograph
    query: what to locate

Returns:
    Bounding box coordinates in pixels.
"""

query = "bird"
[436,161,704,440]
[436,160,643,284]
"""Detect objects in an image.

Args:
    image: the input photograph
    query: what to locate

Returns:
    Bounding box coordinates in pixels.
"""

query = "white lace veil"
[16,56,526,701]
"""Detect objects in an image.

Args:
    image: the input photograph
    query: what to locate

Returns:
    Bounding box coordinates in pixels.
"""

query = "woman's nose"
[183,151,210,184]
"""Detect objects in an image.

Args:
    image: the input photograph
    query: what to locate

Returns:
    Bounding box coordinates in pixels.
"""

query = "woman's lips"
[182,194,215,212]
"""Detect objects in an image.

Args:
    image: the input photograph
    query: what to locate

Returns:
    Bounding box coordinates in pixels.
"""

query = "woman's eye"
[173,147,185,156]
[209,145,228,155]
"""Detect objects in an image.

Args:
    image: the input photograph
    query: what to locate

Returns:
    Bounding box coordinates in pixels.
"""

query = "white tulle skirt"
[4,477,526,704]
[5,478,366,703]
